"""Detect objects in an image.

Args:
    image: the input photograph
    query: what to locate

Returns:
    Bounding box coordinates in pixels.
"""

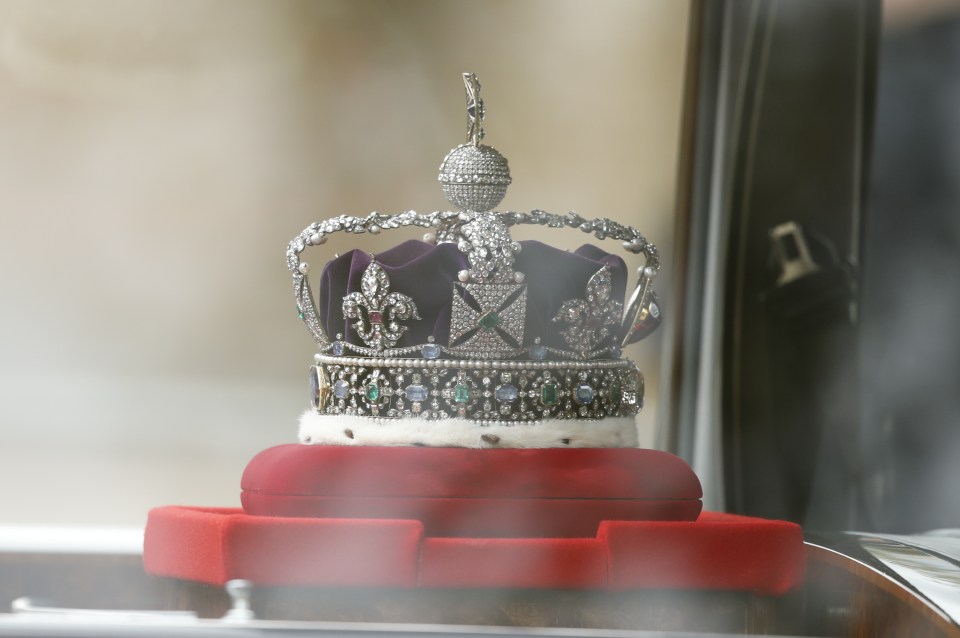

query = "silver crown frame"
[287,74,662,423]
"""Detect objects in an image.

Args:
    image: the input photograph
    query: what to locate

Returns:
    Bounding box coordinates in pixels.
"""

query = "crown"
[287,74,662,448]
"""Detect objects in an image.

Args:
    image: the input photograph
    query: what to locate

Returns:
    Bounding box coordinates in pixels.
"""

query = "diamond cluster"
[553,266,624,356]
[342,261,420,351]
[458,213,520,282]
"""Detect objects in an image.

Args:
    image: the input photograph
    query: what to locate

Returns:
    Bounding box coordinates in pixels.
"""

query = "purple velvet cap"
[318,239,627,353]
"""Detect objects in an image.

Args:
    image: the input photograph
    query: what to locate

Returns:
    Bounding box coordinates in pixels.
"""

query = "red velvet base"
[143,507,805,595]
[241,445,703,537]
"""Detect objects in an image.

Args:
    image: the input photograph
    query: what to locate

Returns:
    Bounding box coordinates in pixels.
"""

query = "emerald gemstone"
[541,382,558,406]
[365,383,380,401]
[454,383,471,404]
[611,380,622,405]
[477,310,502,331]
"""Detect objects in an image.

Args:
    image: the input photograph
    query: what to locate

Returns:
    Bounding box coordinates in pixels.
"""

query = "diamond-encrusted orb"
[438,143,511,212]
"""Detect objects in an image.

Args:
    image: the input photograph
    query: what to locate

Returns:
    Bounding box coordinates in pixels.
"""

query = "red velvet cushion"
[241,445,703,537]
[143,507,806,594]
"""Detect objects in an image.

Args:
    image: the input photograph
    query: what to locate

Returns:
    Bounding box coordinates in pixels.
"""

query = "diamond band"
[310,355,642,423]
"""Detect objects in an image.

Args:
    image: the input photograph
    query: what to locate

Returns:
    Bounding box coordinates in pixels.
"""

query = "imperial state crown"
[287,73,663,448]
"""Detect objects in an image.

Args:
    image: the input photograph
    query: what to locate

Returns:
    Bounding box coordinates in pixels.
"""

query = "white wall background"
[0,0,689,526]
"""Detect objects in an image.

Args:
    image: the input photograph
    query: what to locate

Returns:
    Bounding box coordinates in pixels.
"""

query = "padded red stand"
[143,445,805,595]
[143,508,805,595]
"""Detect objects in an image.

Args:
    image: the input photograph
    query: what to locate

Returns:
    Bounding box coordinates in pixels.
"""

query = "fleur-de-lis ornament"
[343,260,420,352]
[553,266,623,356]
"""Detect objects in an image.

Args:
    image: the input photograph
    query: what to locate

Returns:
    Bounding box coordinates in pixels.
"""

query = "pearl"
[310,233,326,245]
[423,233,436,244]
[458,270,471,283]
[643,266,658,279]
[369,225,381,235]
[514,272,525,284]
[298,262,310,275]
[512,241,522,253]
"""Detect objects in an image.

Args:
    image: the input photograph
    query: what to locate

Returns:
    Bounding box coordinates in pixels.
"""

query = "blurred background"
[672,0,960,534]
[0,1,689,526]
[4,0,959,538]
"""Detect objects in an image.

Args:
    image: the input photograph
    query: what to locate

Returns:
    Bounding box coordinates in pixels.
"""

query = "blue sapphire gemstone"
[421,343,440,359]
[530,344,548,360]
[405,384,428,402]
[309,366,320,408]
[495,384,518,402]
[574,384,595,405]
[332,341,344,356]
[333,380,350,399]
